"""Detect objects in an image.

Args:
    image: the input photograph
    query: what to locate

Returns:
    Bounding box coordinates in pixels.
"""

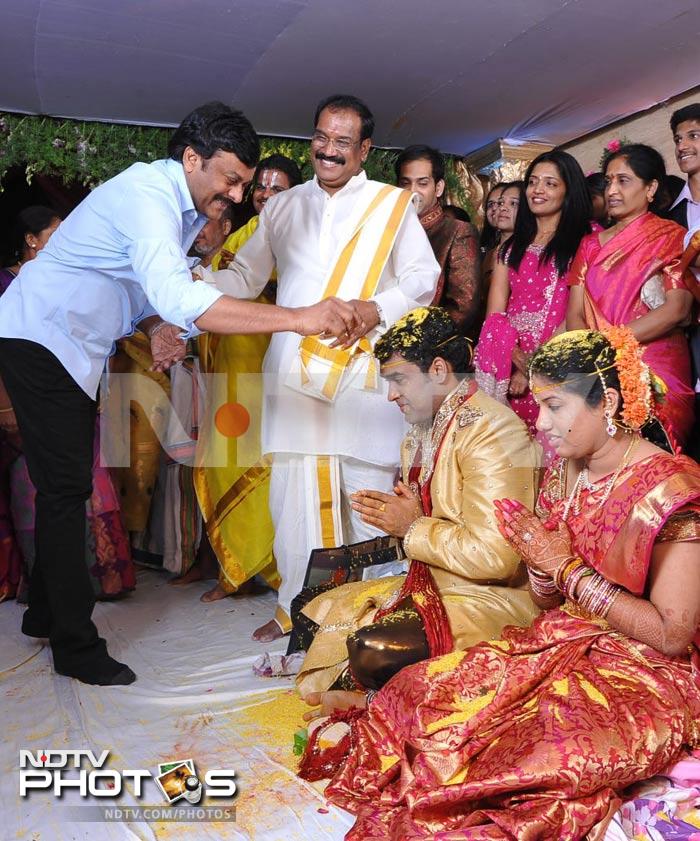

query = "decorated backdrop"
[0,112,475,218]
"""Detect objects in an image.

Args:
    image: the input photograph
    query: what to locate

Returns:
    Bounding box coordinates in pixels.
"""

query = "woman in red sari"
[320,328,700,841]
[567,144,695,450]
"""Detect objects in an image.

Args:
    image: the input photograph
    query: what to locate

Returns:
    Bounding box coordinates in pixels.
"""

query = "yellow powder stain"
[351,578,398,609]
[26,728,53,741]
[229,689,309,770]
[489,640,510,652]
[426,650,466,677]
[551,678,569,697]
[445,764,470,785]
[575,674,610,710]
[412,592,426,607]
[379,754,399,773]
[425,690,495,735]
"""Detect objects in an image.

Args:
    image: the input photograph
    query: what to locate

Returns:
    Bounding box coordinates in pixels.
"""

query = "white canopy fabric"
[1,0,699,154]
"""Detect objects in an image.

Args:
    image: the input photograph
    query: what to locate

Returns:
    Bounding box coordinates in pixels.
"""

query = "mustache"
[315,152,345,165]
[213,194,234,207]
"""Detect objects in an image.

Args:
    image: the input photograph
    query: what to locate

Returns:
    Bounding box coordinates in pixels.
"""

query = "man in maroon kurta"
[395,145,484,341]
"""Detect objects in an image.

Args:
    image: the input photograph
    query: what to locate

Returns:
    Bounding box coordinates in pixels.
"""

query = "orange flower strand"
[600,325,652,430]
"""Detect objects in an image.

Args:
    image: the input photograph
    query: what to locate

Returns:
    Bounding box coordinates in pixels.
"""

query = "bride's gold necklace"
[562,434,639,520]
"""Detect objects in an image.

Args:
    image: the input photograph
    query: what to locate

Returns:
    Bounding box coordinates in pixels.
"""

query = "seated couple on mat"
[293,306,542,705]
[299,324,700,841]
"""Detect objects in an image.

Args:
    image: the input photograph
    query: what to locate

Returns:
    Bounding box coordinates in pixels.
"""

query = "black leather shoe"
[55,656,136,686]
[21,611,50,638]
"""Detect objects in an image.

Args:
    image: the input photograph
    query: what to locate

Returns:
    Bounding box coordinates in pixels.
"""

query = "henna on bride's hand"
[495,498,574,577]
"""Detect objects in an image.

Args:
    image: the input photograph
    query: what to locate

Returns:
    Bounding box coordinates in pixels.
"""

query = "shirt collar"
[420,202,444,231]
[312,169,368,198]
[670,182,697,209]
[161,158,202,221]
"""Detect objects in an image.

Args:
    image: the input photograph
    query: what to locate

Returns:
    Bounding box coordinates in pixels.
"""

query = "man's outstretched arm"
[194,294,363,341]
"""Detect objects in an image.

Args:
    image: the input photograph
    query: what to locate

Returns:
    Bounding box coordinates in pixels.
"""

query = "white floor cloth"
[5,570,694,840]
[1,569,352,841]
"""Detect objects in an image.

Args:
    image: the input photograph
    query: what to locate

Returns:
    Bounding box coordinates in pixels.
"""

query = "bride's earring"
[604,405,616,437]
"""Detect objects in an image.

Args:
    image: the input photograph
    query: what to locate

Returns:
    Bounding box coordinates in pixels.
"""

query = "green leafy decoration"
[0,112,475,219]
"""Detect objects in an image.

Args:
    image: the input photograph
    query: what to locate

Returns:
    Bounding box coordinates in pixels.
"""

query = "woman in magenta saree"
[321,329,700,841]
[475,151,597,448]
[567,144,695,451]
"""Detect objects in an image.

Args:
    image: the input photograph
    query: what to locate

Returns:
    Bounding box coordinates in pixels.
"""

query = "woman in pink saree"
[475,151,598,449]
[318,328,700,841]
[567,144,694,450]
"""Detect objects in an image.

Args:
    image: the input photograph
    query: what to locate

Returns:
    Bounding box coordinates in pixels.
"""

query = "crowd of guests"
[0,94,699,838]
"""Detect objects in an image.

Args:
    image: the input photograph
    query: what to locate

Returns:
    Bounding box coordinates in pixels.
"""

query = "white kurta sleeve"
[205,206,277,299]
[371,204,439,327]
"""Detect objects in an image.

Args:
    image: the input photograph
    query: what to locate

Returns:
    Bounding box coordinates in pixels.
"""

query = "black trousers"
[0,338,107,671]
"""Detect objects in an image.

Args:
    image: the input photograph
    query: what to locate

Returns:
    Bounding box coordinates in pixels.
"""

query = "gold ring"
[379,503,386,512]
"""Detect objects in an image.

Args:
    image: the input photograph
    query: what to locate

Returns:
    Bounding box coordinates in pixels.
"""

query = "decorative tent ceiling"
[1,0,699,154]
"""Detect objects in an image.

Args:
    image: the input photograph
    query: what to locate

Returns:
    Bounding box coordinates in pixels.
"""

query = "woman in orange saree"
[321,328,700,841]
[567,144,695,450]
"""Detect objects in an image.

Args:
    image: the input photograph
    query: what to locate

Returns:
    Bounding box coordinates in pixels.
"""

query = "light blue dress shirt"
[0,158,223,397]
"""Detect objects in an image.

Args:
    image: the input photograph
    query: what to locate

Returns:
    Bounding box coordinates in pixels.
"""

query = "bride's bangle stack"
[559,556,621,619]
[555,557,592,599]
[529,555,621,620]
[527,567,558,597]
[576,574,621,619]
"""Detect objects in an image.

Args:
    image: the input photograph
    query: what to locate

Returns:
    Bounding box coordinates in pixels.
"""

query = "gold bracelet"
[0,407,14,414]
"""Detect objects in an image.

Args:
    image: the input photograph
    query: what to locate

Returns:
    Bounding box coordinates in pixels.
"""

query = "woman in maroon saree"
[567,144,695,450]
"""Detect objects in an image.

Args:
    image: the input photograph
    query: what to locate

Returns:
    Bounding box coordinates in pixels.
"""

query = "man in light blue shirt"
[0,102,358,686]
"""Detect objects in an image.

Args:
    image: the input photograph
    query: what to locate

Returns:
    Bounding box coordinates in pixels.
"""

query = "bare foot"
[302,690,367,721]
[200,583,231,603]
[170,537,220,586]
[196,537,220,579]
[252,619,285,642]
[170,565,205,586]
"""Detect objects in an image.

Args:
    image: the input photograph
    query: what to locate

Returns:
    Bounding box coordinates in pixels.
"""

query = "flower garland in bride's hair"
[598,325,651,431]
[599,325,675,449]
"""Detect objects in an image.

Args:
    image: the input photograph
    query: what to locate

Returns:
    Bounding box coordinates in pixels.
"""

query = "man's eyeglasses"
[311,132,361,154]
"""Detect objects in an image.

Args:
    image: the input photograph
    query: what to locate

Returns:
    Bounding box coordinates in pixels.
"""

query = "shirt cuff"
[403,515,430,561]
[178,284,224,339]
[372,287,411,329]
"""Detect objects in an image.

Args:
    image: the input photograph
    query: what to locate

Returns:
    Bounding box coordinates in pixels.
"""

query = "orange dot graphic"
[215,402,250,438]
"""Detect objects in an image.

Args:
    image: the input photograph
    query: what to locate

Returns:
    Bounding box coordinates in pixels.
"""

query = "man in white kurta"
[204,95,439,639]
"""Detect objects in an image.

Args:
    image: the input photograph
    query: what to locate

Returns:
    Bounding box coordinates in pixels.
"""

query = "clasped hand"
[494,498,574,578]
[350,480,423,538]
[149,323,187,373]
[297,298,380,349]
